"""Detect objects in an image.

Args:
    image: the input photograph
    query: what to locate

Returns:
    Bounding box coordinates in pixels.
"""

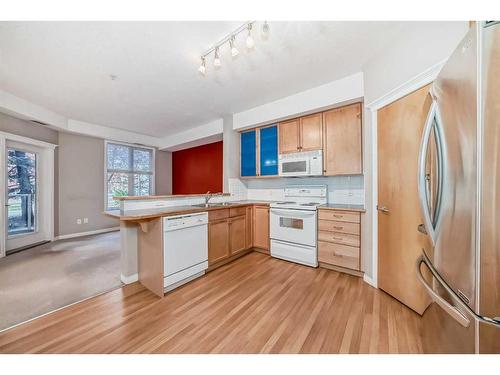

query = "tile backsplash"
[242,175,365,205]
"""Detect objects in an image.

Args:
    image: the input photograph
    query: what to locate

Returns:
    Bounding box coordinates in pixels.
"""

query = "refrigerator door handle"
[417,97,443,246]
[416,253,470,328]
[417,251,500,328]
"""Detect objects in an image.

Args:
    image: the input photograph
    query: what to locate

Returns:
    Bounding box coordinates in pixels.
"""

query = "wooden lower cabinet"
[208,219,230,264]
[317,208,362,274]
[229,215,246,255]
[253,205,269,250]
[208,205,261,268]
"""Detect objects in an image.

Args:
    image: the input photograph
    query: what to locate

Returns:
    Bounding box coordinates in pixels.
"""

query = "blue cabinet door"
[240,130,256,177]
[259,125,278,176]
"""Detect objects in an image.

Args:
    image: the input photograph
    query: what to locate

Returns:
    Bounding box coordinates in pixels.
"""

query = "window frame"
[104,140,156,211]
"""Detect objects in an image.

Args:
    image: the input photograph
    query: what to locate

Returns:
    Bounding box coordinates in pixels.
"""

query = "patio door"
[0,134,55,256]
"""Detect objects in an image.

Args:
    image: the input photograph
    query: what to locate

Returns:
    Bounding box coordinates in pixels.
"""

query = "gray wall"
[155,150,172,195]
[0,112,59,144]
[58,132,118,236]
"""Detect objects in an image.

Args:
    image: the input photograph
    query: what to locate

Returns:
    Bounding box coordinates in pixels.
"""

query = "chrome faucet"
[205,191,214,205]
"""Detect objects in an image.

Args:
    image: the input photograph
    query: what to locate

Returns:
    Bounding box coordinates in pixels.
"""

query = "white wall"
[361,21,469,283]
[233,72,364,130]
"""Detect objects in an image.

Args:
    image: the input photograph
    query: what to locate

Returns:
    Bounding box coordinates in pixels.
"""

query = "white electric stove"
[269,185,327,267]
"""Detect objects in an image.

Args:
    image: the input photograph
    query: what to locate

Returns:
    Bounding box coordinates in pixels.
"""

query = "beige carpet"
[0,231,122,331]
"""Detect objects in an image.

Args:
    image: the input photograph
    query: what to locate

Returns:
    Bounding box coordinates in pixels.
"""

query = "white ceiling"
[0,21,418,137]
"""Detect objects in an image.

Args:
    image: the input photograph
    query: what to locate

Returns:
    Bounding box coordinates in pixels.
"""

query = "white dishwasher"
[163,212,208,292]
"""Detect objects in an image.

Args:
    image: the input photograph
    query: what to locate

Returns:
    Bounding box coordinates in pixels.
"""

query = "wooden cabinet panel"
[300,113,322,151]
[279,119,300,154]
[323,103,362,175]
[229,215,246,255]
[246,206,253,249]
[253,206,269,250]
[208,209,229,221]
[229,207,246,217]
[208,219,230,265]
[318,220,360,235]
[318,231,360,247]
[318,209,360,223]
[318,241,360,270]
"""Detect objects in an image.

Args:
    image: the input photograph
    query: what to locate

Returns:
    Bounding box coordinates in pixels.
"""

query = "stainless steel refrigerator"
[416,21,500,353]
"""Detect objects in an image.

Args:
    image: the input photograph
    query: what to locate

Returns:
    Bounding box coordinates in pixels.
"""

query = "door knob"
[377,205,390,213]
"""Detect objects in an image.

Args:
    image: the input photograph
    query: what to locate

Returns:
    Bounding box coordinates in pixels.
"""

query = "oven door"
[279,157,310,176]
[270,208,317,247]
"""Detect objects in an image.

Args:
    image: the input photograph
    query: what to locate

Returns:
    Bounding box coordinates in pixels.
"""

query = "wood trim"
[319,261,364,277]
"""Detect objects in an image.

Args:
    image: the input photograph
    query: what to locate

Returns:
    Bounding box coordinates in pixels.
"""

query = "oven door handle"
[271,209,316,218]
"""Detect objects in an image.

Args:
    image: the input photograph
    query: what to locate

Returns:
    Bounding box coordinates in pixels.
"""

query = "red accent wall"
[172,141,223,195]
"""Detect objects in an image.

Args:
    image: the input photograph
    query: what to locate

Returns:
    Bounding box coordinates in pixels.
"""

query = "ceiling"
[1,21,416,137]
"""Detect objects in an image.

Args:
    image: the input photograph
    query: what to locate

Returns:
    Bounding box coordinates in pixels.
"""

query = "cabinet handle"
[333,226,343,230]
[333,214,343,218]
[333,252,344,258]
[333,236,343,241]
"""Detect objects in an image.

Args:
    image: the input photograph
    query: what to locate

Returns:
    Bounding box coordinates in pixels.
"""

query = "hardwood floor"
[0,252,423,353]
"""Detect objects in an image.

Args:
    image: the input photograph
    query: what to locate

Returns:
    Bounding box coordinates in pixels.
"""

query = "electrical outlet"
[76,219,82,225]
[83,217,88,224]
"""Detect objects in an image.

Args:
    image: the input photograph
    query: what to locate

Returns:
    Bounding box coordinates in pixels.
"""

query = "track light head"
[261,21,270,39]
[229,36,239,58]
[213,47,221,68]
[246,24,255,49]
[198,56,206,75]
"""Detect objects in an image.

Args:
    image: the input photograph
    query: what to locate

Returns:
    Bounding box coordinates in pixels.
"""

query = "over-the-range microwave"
[278,150,323,177]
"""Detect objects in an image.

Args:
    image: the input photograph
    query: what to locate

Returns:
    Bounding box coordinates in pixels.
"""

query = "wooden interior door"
[323,103,362,175]
[279,119,300,153]
[300,113,322,151]
[377,84,432,315]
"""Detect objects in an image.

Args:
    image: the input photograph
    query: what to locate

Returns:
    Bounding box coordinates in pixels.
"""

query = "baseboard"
[363,274,377,288]
[121,273,139,284]
[54,227,120,241]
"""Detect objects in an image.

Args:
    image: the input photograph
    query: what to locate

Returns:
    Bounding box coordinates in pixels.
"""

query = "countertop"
[318,203,366,212]
[104,200,272,221]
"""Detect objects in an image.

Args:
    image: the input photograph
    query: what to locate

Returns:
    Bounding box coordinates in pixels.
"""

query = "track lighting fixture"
[246,24,255,49]
[197,21,269,76]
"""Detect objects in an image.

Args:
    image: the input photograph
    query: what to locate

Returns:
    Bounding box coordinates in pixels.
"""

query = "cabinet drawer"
[318,210,360,223]
[208,209,229,221]
[318,241,360,270]
[318,220,360,235]
[318,231,360,247]
[229,207,246,217]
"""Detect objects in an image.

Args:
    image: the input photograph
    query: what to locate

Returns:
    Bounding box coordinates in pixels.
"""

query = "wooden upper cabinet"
[208,219,230,265]
[279,119,300,153]
[300,113,323,151]
[253,206,269,250]
[323,103,362,175]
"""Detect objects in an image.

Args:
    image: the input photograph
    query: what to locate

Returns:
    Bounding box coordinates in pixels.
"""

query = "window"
[105,141,155,210]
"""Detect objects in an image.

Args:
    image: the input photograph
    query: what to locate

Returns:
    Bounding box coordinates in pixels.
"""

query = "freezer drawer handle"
[416,251,500,328]
[416,254,470,328]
